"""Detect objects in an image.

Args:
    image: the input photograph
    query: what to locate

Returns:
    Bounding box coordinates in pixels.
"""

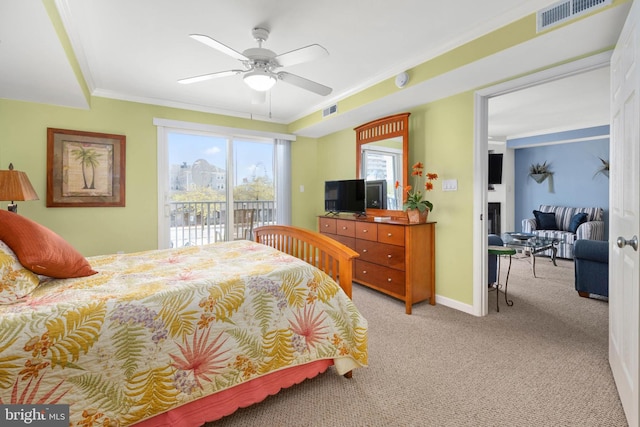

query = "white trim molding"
[152,118,296,142]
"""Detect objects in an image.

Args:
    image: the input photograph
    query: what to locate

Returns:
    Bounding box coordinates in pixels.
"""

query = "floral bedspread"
[0,240,368,426]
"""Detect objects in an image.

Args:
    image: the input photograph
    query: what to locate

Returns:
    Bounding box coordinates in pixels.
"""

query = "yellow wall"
[1,93,476,303]
[290,0,628,133]
[309,93,475,304]
[286,0,630,304]
[412,93,475,304]
[0,97,290,256]
[1,0,628,306]
[290,135,320,230]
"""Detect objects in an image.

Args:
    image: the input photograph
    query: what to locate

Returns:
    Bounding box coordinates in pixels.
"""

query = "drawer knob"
[324,224,329,227]
[363,229,368,233]
[387,233,392,237]
[387,278,392,282]
[342,226,347,230]
[362,270,367,274]
[387,254,392,258]
[362,249,368,253]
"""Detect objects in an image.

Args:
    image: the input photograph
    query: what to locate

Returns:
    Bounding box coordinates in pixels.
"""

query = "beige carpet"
[209,256,626,426]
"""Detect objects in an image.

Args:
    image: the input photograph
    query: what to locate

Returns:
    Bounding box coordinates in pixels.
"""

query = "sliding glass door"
[162,131,276,248]
[155,118,293,249]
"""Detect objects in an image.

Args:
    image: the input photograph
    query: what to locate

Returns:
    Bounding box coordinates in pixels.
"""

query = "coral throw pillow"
[0,240,40,304]
[0,210,97,279]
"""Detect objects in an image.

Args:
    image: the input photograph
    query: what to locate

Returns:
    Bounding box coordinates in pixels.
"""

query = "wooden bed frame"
[254,225,359,299]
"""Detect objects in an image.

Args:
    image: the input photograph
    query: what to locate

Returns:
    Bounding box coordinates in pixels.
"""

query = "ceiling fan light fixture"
[243,69,276,91]
[182,30,332,95]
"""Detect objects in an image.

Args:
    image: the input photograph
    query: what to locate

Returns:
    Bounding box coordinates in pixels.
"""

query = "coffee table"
[502,232,560,277]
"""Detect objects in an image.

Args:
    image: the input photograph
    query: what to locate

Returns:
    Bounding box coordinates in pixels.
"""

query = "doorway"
[473,52,612,316]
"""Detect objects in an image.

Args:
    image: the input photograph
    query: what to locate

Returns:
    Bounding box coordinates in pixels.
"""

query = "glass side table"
[502,232,560,278]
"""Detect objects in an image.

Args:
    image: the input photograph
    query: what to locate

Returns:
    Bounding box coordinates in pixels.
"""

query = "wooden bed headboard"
[254,225,359,298]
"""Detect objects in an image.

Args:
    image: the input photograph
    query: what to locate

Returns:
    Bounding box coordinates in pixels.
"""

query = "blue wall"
[509,126,609,236]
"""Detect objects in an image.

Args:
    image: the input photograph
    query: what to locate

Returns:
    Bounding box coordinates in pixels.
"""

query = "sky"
[168,132,273,183]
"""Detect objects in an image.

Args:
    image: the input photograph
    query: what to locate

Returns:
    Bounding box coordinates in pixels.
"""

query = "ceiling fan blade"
[178,70,243,84]
[275,44,328,67]
[189,34,248,61]
[277,72,332,96]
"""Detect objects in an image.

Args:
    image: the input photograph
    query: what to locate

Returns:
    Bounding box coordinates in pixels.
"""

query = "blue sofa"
[574,239,609,298]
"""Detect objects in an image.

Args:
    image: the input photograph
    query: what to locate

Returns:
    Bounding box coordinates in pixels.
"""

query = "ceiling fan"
[178,27,332,96]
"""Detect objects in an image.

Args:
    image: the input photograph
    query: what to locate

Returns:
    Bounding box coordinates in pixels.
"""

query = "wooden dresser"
[319,215,435,314]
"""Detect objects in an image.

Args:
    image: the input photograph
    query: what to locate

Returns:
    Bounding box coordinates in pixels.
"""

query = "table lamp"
[0,163,39,213]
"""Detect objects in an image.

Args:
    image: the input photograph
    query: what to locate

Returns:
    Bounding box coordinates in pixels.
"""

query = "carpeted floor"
[209,255,626,426]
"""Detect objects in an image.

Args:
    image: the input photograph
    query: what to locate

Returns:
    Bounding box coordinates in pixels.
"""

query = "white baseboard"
[435,294,477,316]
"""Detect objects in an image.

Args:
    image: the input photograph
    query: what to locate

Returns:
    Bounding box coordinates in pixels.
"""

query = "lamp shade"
[243,69,276,91]
[0,164,39,203]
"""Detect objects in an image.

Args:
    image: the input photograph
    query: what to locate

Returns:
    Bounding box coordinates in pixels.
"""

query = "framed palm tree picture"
[46,128,126,207]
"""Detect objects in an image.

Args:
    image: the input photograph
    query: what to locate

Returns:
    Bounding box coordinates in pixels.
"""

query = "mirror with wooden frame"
[355,112,409,217]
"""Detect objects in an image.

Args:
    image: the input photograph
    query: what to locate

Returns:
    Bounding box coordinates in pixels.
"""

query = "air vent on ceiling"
[322,104,338,118]
[537,0,612,32]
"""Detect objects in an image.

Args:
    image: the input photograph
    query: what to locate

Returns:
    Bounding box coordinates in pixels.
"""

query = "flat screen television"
[366,180,387,209]
[488,153,503,185]
[324,179,366,215]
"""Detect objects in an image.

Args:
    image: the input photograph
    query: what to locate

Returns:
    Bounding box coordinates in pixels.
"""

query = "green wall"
[309,93,475,304]
[0,93,476,303]
[1,0,628,307]
[0,97,290,256]
[413,94,475,304]
[290,127,356,232]
[285,0,630,305]
[290,135,320,230]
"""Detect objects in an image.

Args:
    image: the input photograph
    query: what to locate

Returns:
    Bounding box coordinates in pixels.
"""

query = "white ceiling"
[0,1,629,139]
[488,65,611,141]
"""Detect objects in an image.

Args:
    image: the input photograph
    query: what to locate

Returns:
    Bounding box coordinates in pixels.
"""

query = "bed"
[0,211,367,427]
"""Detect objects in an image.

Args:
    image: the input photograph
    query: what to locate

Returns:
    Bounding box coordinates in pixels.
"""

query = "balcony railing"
[169,200,276,248]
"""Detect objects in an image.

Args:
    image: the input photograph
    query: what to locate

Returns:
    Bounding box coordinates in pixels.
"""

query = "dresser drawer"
[329,234,355,250]
[355,222,378,241]
[377,224,405,246]
[355,260,405,296]
[336,219,356,237]
[355,240,405,270]
[319,215,435,314]
[319,217,337,234]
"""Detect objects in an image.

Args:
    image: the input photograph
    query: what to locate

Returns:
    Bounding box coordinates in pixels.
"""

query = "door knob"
[616,235,638,251]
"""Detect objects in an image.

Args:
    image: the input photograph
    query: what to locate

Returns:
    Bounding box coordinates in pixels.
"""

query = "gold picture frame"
[47,128,126,207]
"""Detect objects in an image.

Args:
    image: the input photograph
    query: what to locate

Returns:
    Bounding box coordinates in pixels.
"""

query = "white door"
[610,1,640,425]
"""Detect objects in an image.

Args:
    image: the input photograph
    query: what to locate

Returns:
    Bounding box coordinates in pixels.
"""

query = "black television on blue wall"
[488,153,503,185]
[324,179,366,215]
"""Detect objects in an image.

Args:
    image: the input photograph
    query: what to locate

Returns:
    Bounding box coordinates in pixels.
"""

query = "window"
[361,146,402,210]
[154,119,293,248]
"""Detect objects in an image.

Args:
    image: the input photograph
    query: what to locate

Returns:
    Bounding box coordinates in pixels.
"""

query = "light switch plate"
[442,179,458,191]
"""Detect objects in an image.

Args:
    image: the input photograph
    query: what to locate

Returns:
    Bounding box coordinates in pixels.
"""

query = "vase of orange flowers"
[396,162,438,224]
